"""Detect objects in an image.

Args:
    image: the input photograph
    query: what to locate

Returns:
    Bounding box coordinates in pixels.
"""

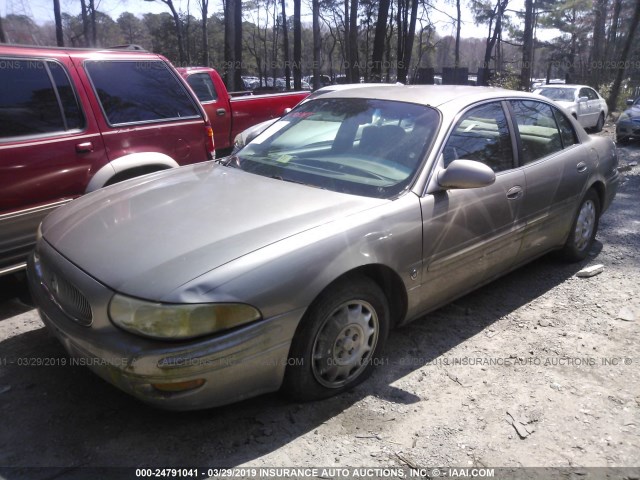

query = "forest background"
[0,0,639,110]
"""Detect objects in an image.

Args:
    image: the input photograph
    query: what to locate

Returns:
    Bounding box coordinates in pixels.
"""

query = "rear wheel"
[282,276,389,401]
[560,189,600,262]
[594,113,605,132]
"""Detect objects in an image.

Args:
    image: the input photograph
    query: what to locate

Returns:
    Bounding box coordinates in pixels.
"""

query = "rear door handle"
[216,108,227,116]
[506,186,523,200]
[75,142,93,153]
[577,162,588,173]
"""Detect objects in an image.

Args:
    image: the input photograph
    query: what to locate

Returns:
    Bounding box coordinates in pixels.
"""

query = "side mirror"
[578,96,589,103]
[437,160,496,190]
[627,99,634,106]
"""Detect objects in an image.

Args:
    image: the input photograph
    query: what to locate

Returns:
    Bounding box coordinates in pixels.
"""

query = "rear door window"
[85,60,201,125]
[510,100,563,164]
[0,59,65,138]
[48,61,84,130]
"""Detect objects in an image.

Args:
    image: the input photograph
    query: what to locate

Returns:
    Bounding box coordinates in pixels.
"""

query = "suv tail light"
[205,123,215,159]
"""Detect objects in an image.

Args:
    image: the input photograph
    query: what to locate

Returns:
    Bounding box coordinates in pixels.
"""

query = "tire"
[281,275,389,401]
[594,113,604,133]
[560,189,600,262]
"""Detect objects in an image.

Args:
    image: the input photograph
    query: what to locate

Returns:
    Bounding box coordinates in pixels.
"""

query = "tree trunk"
[312,0,321,90]
[371,0,390,82]
[89,0,97,47]
[455,0,461,67]
[53,0,64,46]
[396,0,404,81]
[519,0,534,91]
[234,0,242,88]
[402,0,419,82]
[344,0,350,81]
[163,0,185,64]
[80,0,89,46]
[482,0,508,86]
[606,0,622,62]
[606,0,640,111]
[349,0,359,82]
[293,0,301,89]
[590,0,607,89]
[0,15,6,43]
[224,0,236,89]
[281,0,291,89]
[201,0,209,66]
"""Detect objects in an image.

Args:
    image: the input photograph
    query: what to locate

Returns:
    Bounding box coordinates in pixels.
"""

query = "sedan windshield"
[536,88,576,102]
[232,98,440,198]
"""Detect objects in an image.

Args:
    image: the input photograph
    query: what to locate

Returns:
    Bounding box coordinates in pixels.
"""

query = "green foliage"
[488,67,520,90]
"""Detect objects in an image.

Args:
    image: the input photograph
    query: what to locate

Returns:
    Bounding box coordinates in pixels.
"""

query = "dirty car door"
[418,101,525,312]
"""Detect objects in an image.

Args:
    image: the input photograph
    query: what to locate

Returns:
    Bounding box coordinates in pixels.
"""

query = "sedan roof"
[319,85,546,110]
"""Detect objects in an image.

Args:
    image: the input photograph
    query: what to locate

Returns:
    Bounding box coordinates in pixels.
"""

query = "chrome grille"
[40,259,93,326]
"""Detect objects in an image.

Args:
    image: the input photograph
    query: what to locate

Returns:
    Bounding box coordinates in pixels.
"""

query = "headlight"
[618,113,630,123]
[108,294,261,340]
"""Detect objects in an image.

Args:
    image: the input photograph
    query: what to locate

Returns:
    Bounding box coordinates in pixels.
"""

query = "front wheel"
[281,276,389,401]
[617,134,629,145]
[560,189,600,262]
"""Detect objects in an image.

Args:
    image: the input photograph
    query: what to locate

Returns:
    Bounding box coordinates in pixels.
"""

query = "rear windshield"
[85,60,201,126]
[536,88,576,102]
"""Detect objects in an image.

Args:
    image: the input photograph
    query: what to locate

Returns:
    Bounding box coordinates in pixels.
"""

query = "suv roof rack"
[106,44,147,51]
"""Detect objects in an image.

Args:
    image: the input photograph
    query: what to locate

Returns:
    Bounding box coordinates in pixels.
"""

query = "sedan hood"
[43,162,386,300]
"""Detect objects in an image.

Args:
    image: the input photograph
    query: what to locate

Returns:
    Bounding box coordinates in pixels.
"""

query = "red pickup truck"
[178,67,310,152]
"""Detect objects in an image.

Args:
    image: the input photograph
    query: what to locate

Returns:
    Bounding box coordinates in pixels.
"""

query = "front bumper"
[27,240,303,410]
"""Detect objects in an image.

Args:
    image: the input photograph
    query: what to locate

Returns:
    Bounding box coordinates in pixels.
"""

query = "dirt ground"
[0,125,639,479]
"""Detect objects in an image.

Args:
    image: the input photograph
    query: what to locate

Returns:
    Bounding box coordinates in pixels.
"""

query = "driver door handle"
[507,186,523,200]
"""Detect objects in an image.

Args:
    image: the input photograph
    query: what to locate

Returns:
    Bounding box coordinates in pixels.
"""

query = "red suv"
[0,45,215,276]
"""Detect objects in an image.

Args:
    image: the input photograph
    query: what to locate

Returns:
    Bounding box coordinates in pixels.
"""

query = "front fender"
[86,152,180,193]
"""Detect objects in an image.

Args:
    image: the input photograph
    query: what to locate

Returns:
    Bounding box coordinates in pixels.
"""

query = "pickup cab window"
[85,60,201,126]
[186,73,218,102]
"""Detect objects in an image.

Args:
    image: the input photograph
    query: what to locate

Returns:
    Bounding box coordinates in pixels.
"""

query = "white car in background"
[534,84,608,132]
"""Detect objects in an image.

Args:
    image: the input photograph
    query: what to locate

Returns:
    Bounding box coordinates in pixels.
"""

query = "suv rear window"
[0,59,84,139]
[85,60,201,126]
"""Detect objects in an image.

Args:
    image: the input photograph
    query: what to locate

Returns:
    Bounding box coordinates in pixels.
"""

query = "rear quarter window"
[85,60,201,125]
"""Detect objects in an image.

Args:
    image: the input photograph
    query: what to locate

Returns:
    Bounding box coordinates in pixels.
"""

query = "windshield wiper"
[270,175,326,190]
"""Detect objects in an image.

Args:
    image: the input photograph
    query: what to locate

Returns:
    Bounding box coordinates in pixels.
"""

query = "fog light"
[152,379,205,393]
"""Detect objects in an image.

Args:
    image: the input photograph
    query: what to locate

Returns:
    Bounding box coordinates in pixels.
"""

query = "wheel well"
[104,165,170,186]
[332,265,408,329]
[589,181,605,209]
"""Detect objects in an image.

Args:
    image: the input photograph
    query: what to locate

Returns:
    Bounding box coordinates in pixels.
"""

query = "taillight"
[205,123,215,159]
